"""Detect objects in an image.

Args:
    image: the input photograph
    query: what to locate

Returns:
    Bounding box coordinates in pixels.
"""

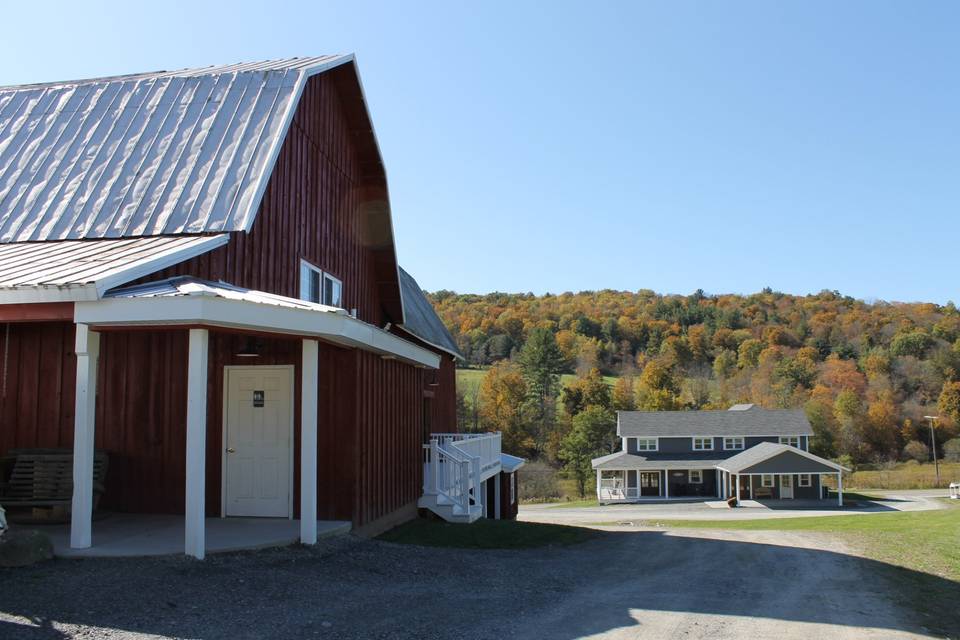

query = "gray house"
[592,404,849,506]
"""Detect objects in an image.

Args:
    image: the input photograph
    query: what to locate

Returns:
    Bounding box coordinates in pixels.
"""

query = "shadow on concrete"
[0,529,955,639]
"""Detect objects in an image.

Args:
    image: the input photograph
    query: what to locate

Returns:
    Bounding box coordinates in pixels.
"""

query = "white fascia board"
[0,283,99,303]
[74,296,440,368]
[395,325,461,360]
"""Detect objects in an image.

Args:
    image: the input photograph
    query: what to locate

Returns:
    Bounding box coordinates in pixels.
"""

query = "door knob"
[226,447,236,453]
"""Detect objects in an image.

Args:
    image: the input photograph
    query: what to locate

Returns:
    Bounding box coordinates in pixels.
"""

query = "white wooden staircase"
[419,432,501,523]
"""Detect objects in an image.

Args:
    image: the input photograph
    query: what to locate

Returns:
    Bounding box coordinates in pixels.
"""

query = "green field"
[456,367,619,397]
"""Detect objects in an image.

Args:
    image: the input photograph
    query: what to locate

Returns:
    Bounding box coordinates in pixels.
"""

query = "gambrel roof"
[0,56,354,242]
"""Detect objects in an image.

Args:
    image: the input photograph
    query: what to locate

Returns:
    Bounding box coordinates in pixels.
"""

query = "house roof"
[716,442,848,474]
[592,451,723,471]
[0,235,227,302]
[618,406,813,438]
[0,56,352,242]
[396,266,461,359]
[500,453,525,473]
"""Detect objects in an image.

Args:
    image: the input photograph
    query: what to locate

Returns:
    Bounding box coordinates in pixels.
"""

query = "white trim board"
[74,295,440,368]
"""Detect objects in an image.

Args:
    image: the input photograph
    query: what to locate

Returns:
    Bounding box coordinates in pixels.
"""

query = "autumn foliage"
[437,287,960,464]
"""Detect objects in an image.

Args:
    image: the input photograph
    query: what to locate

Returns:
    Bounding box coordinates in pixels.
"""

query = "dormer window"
[300,260,343,308]
[779,436,801,448]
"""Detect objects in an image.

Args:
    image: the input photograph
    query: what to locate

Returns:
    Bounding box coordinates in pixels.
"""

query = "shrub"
[944,438,960,463]
[903,440,930,463]
[519,460,562,503]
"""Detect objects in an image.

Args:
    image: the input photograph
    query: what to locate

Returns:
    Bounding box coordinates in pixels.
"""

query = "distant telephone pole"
[924,415,941,487]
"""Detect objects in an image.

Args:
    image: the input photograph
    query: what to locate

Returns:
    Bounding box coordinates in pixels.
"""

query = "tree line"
[432,287,960,491]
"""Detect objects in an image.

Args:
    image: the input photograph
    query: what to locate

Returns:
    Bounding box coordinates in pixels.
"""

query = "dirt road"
[0,527,943,639]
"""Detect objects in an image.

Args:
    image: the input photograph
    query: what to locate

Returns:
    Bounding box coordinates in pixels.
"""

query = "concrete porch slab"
[35,514,351,558]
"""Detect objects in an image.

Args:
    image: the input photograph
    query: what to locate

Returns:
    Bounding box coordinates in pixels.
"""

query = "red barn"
[0,56,518,558]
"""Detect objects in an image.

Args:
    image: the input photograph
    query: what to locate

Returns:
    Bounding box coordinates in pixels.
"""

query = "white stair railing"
[422,438,474,515]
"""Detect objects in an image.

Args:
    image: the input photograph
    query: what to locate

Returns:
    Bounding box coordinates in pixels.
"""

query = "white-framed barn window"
[723,437,744,450]
[761,474,775,488]
[689,470,703,484]
[636,437,658,452]
[692,436,713,451]
[300,259,343,308]
[779,436,800,448]
[799,474,812,487]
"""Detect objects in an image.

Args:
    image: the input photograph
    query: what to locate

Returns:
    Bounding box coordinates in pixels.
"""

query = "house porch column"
[70,324,100,549]
[300,339,319,544]
[185,328,209,559]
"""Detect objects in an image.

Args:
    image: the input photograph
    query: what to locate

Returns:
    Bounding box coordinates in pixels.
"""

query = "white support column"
[185,328,209,559]
[837,471,844,507]
[664,470,669,500]
[716,470,722,498]
[735,474,741,505]
[749,475,754,500]
[495,472,502,519]
[300,339,319,545]
[70,324,100,549]
[596,469,601,501]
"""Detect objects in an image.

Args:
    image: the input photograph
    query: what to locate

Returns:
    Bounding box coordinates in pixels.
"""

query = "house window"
[799,474,812,487]
[299,260,343,307]
[723,437,744,450]
[779,436,800,448]
[761,474,775,488]
[636,438,658,451]
[689,470,703,484]
[692,437,713,451]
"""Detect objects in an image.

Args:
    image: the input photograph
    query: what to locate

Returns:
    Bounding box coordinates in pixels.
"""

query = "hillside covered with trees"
[428,288,960,488]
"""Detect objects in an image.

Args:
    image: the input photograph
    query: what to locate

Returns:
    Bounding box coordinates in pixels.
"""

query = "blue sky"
[2,2,958,303]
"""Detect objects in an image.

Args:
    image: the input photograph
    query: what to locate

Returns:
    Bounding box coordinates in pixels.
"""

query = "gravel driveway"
[0,526,944,639]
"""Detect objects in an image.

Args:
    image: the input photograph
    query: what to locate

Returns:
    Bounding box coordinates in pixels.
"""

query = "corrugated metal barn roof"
[0,56,351,242]
[0,234,227,301]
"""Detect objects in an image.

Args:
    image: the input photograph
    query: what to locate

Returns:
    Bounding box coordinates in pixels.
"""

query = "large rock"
[0,529,54,567]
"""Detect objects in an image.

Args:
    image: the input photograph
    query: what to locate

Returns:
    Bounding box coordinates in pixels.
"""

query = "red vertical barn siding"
[144,70,389,326]
[0,322,76,455]
[353,351,424,527]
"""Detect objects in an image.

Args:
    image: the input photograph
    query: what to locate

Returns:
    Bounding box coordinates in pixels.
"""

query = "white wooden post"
[185,328,208,559]
[735,474,741,505]
[596,469,601,501]
[430,439,440,494]
[300,339,319,545]
[716,470,722,498]
[664,470,669,500]
[70,324,99,549]
[472,456,481,509]
[749,475,754,500]
[837,471,843,507]
[495,472,502,519]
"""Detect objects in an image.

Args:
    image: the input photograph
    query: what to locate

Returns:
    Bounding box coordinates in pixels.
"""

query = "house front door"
[780,474,794,499]
[639,472,660,497]
[224,366,294,517]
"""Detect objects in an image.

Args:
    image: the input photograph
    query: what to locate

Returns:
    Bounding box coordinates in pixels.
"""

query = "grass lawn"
[378,517,597,549]
[637,499,960,636]
[548,498,601,508]
[456,367,619,397]
[846,461,960,490]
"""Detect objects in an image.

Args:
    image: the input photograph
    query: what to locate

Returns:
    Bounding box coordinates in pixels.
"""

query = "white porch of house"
[596,468,724,503]
[419,432,503,523]
[717,469,845,507]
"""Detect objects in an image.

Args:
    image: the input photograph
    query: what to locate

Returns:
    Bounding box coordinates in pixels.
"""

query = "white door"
[224,367,293,517]
[780,474,794,499]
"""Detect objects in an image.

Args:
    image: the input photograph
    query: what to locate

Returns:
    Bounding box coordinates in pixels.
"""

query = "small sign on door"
[253,390,265,407]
